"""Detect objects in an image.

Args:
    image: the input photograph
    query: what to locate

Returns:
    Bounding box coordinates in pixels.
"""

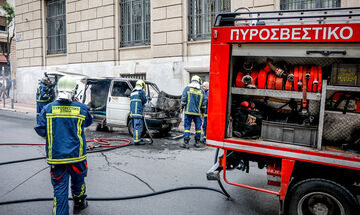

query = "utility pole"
[2,66,5,108]
[10,54,13,109]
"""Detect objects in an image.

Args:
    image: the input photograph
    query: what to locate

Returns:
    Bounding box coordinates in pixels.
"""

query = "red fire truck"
[206,7,360,215]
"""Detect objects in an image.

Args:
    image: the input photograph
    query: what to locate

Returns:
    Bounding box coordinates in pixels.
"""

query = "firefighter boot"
[180,139,190,149]
[73,195,88,214]
[194,139,201,148]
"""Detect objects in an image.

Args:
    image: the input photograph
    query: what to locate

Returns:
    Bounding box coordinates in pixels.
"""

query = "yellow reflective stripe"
[186,91,190,112]
[73,184,86,198]
[130,113,143,117]
[47,117,53,159]
[135,102,138,114]
[135,130,139,142]
[47,113,86,119]
[184,111,201,116]
[184,130,190,132]
[202,106,206,108]
[131,99,142,102]
[53,197,57,215]
[46,115,85,121]
[198,94,203,114]
[47,155,87,164]
[189,88,203,95]
[37,99,50,102]
[37,113,40,115]
[196,130,202,133]
[205,114,208,117]
[181,101,186,104]
[77,118,84,157]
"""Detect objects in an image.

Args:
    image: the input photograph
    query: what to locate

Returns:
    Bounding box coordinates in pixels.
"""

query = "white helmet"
[57,76,78,102]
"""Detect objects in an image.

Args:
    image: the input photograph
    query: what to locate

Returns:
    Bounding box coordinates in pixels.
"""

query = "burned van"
[83,78,182,136]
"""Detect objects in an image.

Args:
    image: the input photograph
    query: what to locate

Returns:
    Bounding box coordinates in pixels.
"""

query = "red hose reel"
[236,64,323,93]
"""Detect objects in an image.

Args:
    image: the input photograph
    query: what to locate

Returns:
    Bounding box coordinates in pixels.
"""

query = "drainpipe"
[114,0,120,66]
[41,0,46,68]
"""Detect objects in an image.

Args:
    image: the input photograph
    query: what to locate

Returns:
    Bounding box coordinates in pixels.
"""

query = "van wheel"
[127,119,146,137]
[286,178,359,215]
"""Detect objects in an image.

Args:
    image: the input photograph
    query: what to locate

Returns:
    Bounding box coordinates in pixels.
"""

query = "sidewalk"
[0,98,36,119]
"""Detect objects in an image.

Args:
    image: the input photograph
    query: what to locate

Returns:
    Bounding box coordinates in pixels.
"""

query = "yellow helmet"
[191,75,201,83]
[136,80,146,89]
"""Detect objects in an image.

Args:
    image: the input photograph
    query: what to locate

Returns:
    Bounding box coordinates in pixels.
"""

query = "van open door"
[106,80,133,126]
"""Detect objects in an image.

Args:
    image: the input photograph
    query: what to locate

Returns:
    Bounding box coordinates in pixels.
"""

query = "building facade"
[0,0,15,78]
[15,0,360,104]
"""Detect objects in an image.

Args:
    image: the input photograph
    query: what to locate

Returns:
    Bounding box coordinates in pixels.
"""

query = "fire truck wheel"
[286,178,359,215]
[127,119,146,137]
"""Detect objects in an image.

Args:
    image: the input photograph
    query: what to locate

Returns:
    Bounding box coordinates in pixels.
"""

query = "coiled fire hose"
[0,138,132,166]
[0,139,227,205]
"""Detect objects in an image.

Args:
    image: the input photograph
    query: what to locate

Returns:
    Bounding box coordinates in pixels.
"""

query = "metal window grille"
[0,16,5,31]
[120,0,150,47]
[46,0,66,55]
[121,73,146,80]
[188,0,230,41]
[280,0,340,10]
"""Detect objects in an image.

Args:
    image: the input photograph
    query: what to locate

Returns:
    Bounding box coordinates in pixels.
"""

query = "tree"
[1,2,15,75]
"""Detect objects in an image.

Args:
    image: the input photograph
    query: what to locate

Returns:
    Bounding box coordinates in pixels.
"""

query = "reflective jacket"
[204,89,209,116]
[130,87,147,118]
[34,100,93,165]
[36,82,54,103]
[181,83,206,116]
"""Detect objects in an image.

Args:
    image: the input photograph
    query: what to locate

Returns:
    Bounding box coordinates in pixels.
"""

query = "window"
[121,73,146,80]
[0,42,8,53]
[0,16,6,31]
[190,73,209,83]
[120,0,150,47]
[188,0,230,41]
[280,0,340,10]
[46,0,66,55]
[112,81,132,97]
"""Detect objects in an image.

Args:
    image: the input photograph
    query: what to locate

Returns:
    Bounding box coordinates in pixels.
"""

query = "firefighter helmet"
[57,76,78,102]
[136,80,146,89]
[41,76,51,86]
[191,75,201,83]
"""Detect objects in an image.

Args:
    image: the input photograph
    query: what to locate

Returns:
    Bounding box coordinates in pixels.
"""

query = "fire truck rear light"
[214,30,218,39]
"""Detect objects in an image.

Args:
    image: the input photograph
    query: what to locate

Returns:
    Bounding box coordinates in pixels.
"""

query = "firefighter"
[34,76,93,215]
[202,81,209,144]
[180,75,206,148]
[36,75,55,123]
[130,80,147,145]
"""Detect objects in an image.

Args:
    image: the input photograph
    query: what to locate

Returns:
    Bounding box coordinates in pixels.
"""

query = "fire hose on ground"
[0,138,229,206]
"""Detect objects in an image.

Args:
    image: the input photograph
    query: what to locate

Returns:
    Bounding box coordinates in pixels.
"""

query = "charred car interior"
[82,78,182,136]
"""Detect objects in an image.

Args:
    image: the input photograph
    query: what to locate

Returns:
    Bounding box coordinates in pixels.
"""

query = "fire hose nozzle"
[313,80,319,85]
[305,72,311,79]
[287,74,294,82]
[242,75,253,85]
[298,81,303,87]
[275,68,285,77]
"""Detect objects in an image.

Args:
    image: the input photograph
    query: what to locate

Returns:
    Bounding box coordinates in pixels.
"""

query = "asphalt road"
[0,112,279,215]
